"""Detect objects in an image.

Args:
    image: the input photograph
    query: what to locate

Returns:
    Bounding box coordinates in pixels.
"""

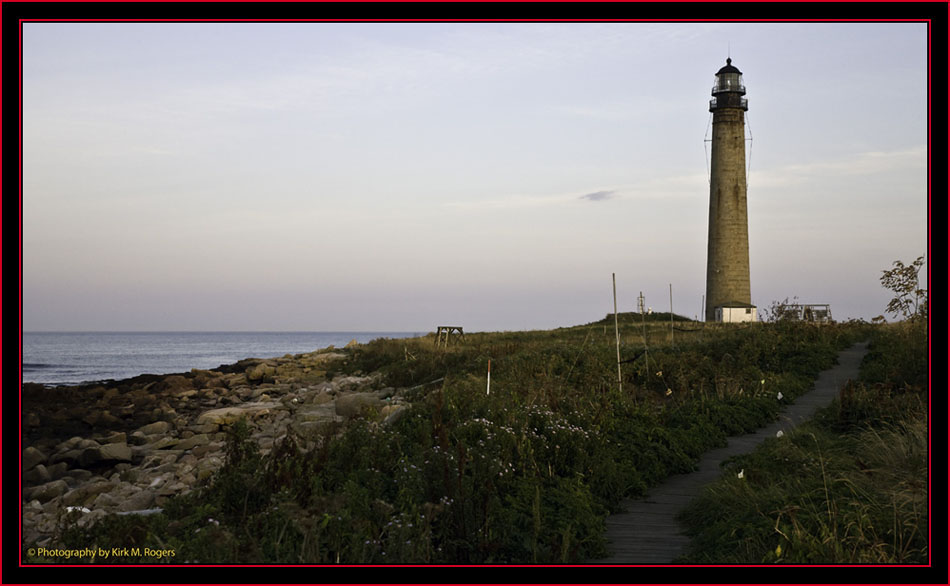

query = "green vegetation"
[675,318,928,564]
[50,317,876,564]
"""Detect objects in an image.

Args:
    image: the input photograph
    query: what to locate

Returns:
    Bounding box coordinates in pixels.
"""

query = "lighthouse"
[705,58,755,323]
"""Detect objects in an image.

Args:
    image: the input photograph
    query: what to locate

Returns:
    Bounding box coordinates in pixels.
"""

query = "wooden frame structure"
[435,326,464,348]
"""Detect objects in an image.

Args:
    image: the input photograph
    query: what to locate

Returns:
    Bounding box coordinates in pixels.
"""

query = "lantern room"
[709,57,748,111]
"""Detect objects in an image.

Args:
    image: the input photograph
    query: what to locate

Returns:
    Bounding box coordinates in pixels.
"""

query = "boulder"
[116,489,156,512]
[294,404,340,423]
[50,449,84,468]
[24,464,52,486]
[188,423,220,435]
[100,432,127,445]
[246,363,277,383]
[46,462,69,481]
[335,392,383,418]
[22,446,47,471]
[161,375,192,392]
[62,480,116,507]
[138,421,171,435]
[196,402,281,426]
[79,443,132,467]
[292,419,341,441]
[174,434,210,451]
[27,480,69,503]
[331,375,375,393]
[310,391,334,405]
[380,404,408,426]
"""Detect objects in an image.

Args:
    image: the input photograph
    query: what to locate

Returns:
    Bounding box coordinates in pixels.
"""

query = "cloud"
[750,146,927,188]
[580,190,615,202]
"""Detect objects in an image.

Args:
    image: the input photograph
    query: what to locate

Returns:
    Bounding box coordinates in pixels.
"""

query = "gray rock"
[46,462,69,481]
[22,446,47,471]
[24,464,52,486]
[128,431,150,446]
[295,404,339,423]
[335,392,383,418]
[27,480,69,503]
[65,469,94,483]
[50,449,84,467]
[62,480,116,507]
[137,421,171,435]
[380,404,409,426]
[291,420,340,440]
[246,363,277,383]
[100,431,127,445]
[116,489,156,512]
[79,443,132,467]
[174,434,209,451]
[196,402,281,425]
[93,491,120,509]
[188,423,220,435]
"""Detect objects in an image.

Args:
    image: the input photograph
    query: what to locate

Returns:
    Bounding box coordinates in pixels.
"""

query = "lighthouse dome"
[716,57,742,76]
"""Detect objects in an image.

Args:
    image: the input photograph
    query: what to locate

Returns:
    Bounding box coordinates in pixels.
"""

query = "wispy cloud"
[751,146,926,188]
[579,190,615,202]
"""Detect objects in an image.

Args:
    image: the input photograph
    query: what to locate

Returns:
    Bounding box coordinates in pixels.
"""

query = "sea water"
[22,331,424,387]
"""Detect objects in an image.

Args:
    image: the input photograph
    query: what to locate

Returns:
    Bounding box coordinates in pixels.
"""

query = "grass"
[41,318,885,564]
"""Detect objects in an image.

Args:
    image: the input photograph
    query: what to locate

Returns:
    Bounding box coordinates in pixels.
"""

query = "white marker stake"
[486,360,491,395]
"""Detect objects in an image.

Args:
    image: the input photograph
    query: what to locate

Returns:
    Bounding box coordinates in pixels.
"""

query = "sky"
[21,21,930,332]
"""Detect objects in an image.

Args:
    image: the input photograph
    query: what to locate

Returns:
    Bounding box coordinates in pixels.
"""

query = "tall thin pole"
[669,283,674,346]
[613,273,622,393]
[639,291,648,382]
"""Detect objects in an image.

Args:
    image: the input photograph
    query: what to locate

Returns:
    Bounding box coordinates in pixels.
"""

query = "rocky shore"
[21,342,411,549]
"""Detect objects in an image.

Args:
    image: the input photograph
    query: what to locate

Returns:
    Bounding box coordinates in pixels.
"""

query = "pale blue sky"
[22,22,929,331]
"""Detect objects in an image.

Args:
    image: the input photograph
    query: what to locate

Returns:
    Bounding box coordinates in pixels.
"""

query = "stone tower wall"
[705,108,751,321]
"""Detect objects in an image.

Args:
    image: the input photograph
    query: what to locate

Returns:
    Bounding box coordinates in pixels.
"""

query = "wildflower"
[776,430,784,438]
[777,392,784,400]
[737,469,744,479]
[665,388,672,396]
[656,370,662,376]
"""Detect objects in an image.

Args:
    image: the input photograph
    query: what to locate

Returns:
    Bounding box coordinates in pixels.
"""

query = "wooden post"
[669,283,674,346]
[613,273,622,393]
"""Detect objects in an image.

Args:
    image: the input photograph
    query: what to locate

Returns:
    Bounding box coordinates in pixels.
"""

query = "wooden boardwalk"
[591,342,869,564]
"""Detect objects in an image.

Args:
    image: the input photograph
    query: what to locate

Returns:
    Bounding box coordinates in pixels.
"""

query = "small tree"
[763,296,799,322]
[880,255,927,321]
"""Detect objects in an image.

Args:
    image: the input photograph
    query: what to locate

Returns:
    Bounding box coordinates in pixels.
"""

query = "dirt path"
[592,341,869,564]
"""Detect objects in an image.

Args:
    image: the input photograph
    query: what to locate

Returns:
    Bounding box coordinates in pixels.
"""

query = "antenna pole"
[669,283,674,347]
[613,273,622,393]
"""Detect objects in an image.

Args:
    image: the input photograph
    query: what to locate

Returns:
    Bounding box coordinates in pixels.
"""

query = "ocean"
[21,331,425,387]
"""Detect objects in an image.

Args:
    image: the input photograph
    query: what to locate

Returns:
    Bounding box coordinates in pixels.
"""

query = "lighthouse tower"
[705,58,754,322]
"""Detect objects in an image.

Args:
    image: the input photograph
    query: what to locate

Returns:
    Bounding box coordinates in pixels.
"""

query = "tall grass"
[676,320,928,564]
[52,321,874,564]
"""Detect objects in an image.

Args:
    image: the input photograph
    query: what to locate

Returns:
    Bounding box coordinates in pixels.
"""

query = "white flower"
[776,430,784,438]
[737,469,745,479]
[777,392,784,400]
